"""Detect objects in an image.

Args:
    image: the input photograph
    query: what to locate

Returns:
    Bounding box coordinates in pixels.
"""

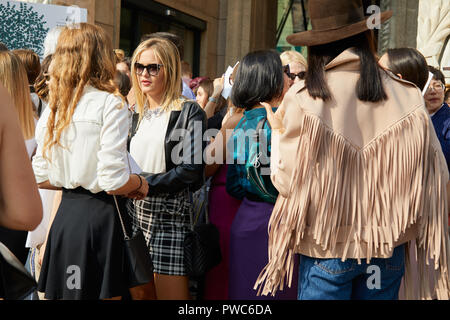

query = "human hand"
[212,76,225,97]
[261,102,285,133]
[127,176,148,200]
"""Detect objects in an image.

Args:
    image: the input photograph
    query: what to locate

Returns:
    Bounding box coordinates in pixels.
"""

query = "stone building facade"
[16,0,450,82]
[18,0,277,79]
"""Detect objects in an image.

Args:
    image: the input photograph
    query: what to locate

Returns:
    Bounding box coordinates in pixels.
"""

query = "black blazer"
[130,101,207,196]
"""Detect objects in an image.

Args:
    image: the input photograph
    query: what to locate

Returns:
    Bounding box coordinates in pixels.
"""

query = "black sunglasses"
[283,64,305,80]
[134,63,163,76]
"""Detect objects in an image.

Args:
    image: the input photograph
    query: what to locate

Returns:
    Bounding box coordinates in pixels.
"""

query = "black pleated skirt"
[37,188,131,300]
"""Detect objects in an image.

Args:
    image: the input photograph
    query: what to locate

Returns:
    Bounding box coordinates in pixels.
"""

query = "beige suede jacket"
[255,49,450,300]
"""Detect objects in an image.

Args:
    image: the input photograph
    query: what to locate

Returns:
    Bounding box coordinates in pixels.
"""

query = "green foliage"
[0,1,49,56]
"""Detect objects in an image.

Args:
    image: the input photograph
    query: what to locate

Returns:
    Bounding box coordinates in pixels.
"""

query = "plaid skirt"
[127,190,191,276]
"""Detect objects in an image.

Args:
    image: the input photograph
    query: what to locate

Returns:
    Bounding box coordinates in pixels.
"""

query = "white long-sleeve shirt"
[32,86,131,193]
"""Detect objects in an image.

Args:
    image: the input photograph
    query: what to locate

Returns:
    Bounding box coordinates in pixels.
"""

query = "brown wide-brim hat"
[287,0,392,47]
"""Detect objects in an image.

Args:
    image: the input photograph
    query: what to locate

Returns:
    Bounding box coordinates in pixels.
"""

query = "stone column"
[224,0,277,68]
[224,0,252,67]
[378,0,419,55]
[216,0,228,75]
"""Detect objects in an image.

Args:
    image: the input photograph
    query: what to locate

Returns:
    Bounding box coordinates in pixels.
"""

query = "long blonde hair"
[131,37,183,115]
[0,51,35,140]
[43,23,123,157]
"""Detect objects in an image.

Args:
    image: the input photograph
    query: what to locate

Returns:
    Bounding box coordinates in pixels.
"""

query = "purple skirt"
[228,197,298,300]
[204,165,242,300]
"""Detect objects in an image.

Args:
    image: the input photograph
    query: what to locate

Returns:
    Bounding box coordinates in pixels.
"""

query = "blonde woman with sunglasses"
[128,37,206,300]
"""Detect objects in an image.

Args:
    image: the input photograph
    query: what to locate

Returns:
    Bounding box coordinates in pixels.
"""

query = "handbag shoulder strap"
[254,117,270,143]
[113,195,130,240]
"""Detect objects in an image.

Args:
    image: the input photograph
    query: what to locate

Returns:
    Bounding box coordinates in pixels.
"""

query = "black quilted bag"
[184,183,222,278]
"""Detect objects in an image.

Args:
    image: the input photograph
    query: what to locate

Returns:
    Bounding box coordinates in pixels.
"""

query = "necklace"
[144,106,164,120]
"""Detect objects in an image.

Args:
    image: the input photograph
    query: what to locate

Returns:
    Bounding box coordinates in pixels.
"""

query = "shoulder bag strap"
[113,195,130,240]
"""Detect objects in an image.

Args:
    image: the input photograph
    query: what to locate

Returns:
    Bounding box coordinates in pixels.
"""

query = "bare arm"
[0,85,42,230]
[204,77,224,119]
[38,181,62,190]
[205,108,243,177]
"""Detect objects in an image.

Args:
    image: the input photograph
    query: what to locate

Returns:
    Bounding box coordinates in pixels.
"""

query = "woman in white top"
[129,37,206,300]
[32,23,151,300]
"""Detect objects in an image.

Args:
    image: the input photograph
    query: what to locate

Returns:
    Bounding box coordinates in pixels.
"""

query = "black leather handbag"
[113,196,154,288]
[0,241,37,300]
[184,184,222,278]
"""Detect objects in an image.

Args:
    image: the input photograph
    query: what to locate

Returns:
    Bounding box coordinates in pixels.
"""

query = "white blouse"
[32,86,131,193]
[130,109,170,174]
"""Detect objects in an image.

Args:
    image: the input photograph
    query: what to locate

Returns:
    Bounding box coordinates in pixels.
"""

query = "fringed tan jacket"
[254,49,450,299]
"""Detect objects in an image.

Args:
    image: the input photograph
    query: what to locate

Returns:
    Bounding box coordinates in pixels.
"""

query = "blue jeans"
[298,245,405,300]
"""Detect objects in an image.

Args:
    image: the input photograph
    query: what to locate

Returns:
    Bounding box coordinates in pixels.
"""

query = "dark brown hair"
[114,70,131,98]
[12,49,41,85]
[195,78,214,97]
[231,50,284,110]
[445,88,450,103]
[385,48,428,91]
[34,54,52,102]
[306,31,387,102]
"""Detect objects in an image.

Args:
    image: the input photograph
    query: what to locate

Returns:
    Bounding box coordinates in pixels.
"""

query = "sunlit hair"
[131,37,183,116]
[43,23,123,158]
[280,50,307,69]
[0,51,35,140]
[114,48,125,64]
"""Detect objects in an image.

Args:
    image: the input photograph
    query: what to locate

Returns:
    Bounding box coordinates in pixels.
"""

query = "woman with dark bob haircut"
[379,48,429,91]
[225,49,296,300]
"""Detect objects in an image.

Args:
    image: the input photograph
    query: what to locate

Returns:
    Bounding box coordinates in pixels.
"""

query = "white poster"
[0,0,87,57]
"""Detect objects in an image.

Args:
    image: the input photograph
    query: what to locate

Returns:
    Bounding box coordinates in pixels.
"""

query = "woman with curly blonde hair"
[32,23,153,300]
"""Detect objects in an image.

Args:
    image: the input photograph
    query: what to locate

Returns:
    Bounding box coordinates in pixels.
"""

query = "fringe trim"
[254,107,450,299]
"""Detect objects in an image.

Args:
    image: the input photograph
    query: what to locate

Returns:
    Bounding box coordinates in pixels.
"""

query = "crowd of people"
[0,0,449,301]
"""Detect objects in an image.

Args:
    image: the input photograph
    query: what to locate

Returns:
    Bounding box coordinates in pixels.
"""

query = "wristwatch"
[208,96,218,103]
